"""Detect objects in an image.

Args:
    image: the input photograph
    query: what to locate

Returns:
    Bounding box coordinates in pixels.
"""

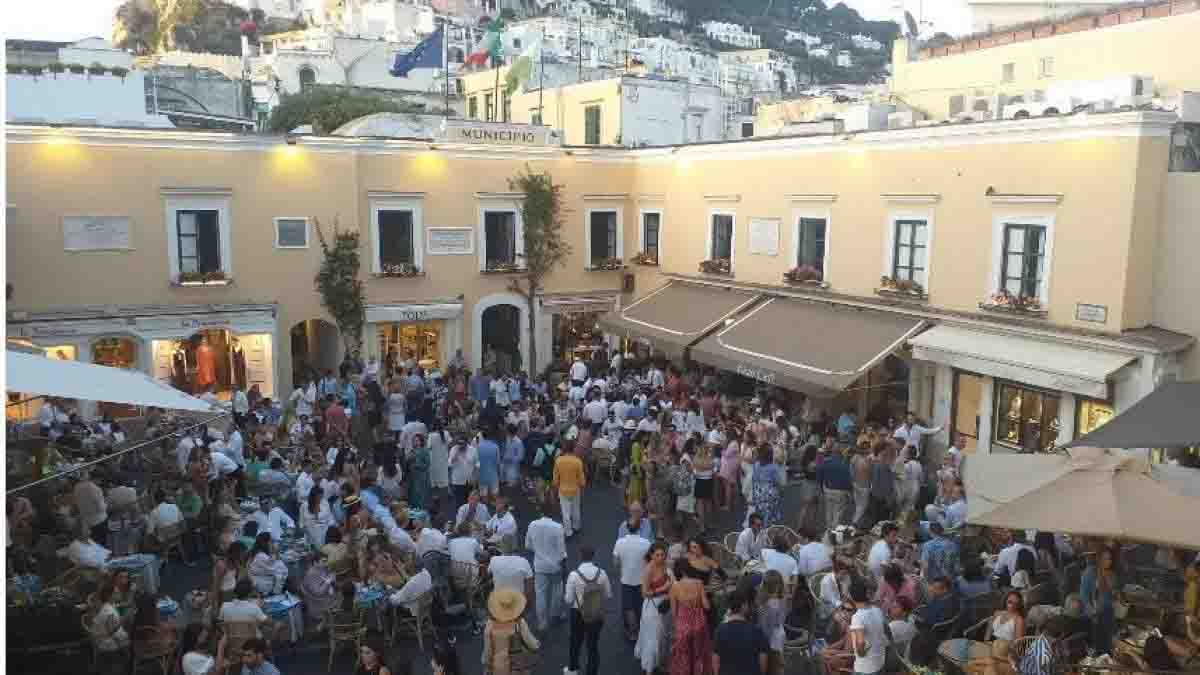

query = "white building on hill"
[702,22,761,49]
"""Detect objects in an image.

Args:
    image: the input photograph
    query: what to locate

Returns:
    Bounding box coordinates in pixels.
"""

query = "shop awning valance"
[597,282,760,360]
[6,351,215,412]
[689,297,924,397]
[1067,380,1200,449]
[909,325,1134,399]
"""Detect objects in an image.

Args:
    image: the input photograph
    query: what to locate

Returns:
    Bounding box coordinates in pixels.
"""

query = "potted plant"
[48,62,65,77]
[590,256,624,271]
[379,262,422,277]
[110,66,129,81]
[6,63,23,75]
[631,251,658,266]
[878,275,926,297]
[25,65,44,77]
[67,63,87,75]
[981,289,1043,313]
[698,258,732,275]
[783,264,823,285]
[485,260,523,273]
[177,270,228,284]
[87,62,107,76]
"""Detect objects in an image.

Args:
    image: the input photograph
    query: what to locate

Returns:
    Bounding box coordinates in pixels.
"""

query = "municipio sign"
[440,120,560,148]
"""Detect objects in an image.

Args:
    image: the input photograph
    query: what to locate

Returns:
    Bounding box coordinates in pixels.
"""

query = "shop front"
[538,293,618,373]
[8,303,279,417]
[365,302,463,373]
[911,324,1143,455]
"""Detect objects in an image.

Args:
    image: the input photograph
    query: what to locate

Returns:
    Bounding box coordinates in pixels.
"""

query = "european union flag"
[390,27,444,77]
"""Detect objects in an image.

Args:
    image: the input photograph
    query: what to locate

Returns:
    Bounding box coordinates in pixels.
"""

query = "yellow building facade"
[6,108,1198,454]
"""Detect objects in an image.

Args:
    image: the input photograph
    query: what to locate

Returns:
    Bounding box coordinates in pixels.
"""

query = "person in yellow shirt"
[552,444,587,538]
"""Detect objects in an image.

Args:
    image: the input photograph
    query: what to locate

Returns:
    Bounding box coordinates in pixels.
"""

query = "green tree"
[267,87,439,134]
[507,166,570,377]
[314,217,366,353]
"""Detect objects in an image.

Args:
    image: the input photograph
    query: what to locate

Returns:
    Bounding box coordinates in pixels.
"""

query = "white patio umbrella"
[963,446,1200,549]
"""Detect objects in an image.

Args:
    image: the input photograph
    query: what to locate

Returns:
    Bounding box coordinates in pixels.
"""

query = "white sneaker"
[563,669,579,675]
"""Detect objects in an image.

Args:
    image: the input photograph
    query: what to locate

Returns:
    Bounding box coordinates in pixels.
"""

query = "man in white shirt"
[250,497,296,542]
[636,413,659,434]
[294,461,316,503]
[226,427,246,468]
[795,531,834,578]
[145,491,186,562]
[611,396,629,422]
[290,381,316,418]
[485,497,518,547]
[893,412,942,456]
[399,419,428,453]
[868,523,899,581]
[388,568,434,616]
[491,377,511,409]
[73,473,109,545]
[387,522,417,557]
[455,490,491,529]
[569,357,589,386]
[66,532,111,569]
[175,434,197,475]
[564,545,612,675]
[208,445,239,483]
[415,524,449,559]
[848,578,888,675]
[489,553,535,595]
[994,531,1036,580]
[735,513,767,562]
[761,535,800,582]
[218,580,274,637]
[448,440,476,507]
[525,502,567,631]
[613,532,651,641]
[449,524,483,564]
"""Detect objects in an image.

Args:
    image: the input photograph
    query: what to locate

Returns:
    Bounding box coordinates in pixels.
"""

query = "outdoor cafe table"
[355,583,394,632]
[263,593,304,643]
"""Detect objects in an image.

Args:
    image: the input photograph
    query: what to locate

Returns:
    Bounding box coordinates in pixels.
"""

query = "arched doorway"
[297,65,316,90]
[290,319,339,387]
[473,293,528,375]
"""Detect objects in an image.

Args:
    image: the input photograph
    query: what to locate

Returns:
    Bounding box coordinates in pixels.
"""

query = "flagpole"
[493,54,501,122]
[578,16,583,81]
[442,21,449,118]
[537,30,544,124]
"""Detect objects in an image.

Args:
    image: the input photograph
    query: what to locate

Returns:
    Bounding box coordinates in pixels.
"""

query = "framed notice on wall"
[427,227,474,255]
[747,217,780,256]
[63,216,132,251]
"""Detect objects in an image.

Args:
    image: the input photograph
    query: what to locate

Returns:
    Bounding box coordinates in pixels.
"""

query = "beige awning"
[964,446,1200,549]
[689,297,925,396]
[910,325,1134,399]
[597,282,760,360]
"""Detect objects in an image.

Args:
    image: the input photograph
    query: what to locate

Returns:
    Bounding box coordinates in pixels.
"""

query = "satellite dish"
[904,10,919,37]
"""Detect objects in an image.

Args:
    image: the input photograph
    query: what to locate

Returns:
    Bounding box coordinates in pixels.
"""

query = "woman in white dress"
[739,434,757,505]
[427,420,451,499]
[898,447,924,519]
[302,489,334,550]
[386,381,407,442]
[634,542,673,675]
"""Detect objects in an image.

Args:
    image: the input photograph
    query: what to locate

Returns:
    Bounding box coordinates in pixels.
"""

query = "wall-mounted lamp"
[284,134,297,146]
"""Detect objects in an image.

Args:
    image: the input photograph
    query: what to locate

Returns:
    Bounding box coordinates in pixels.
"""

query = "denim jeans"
[534,571,564,629]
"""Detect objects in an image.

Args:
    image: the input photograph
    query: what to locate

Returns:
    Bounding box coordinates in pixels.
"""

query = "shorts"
[479,476,499,495]
[621,584,642,615]
[694,478,714,500]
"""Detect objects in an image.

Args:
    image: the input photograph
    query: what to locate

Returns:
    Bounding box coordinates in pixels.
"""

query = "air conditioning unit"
[1178,91,1200,123]
[887,109,925,129]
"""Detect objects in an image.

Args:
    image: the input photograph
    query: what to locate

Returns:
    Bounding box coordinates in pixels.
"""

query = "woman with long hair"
[211,541,245,604]
[178,623,227,675]
[406,433,431,510]
[669,557,712,675]
[248,531,287,596]
[874,563,918,616]
[626,430,649,506]
[750,445,785,526]
[692,439,716,533]
[303,487,334,550]
[796,444,820,533]
[356,637,392,675]
[757,570,788,675]
[739,432,758,507]
[634,542,674,675]
[966,591,1025,675]
[1081,546,1120,656]
[428,418,451,504]
[1010,548,1037,590]
[719,429,741,512]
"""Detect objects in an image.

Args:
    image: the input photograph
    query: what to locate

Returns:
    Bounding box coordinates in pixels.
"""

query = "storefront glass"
[551,311,606,370]
[377,321,442,370]
[1075,398,1114,438]
[994,381,1061,453]
[952,371,984,452]
[92,337,137,369]
[153,332,273,399]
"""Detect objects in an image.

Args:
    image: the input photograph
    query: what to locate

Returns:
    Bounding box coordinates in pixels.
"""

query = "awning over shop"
[1067,380,1200,449]
[910,325,1134,399]
[689,297,924,397]
[6,351,215,412]
[598,282,760,359]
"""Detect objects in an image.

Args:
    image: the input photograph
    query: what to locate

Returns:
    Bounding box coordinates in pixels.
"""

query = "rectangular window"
[531,111,543,126]
[740,122,754,138]
[588,210,618,265]
[796,217,826,277]
[1039,56,1054,78]
[642,212,660,260]
[710,213,733,260]
[1000,223,1046,298]
[468,96,479,119]
[994,382,1061,453]
[1002,62,1015,83]
[176,210,221,274]
[484,211,518,268]
[378,210,415,267]
[503,93,512,122]
[584,105,601,145]
[949,94,965,116]
[484,93,495,121]
[891,219,928,286]
[1075,398,1114,439]
[274,217,308,248]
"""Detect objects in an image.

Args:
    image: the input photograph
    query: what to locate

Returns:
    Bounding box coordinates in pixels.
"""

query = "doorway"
[952,371,984,452]
[290,319,340,387]
[481,303,521,375]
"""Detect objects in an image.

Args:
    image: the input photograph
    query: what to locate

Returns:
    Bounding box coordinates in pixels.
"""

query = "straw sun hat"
[487,588,527,622]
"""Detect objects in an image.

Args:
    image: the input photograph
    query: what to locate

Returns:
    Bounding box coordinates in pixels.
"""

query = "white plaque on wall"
[747,217,780,256]
[427,227,475,255]
[63,216,132,251]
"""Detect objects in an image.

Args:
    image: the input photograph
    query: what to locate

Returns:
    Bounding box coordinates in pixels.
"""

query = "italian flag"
[465,18,504,67]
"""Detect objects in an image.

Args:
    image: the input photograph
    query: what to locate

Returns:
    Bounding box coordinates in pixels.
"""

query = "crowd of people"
[9,346,1200,675]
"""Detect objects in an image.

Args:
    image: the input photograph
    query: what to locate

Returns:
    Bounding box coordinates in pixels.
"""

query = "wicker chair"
[711,543,742,578]
[132,625,177,675]
[766,525,801,551]
[450,560,485,627]
[390,590,436,652]
[723,531,740,553]
[327,609,367,673]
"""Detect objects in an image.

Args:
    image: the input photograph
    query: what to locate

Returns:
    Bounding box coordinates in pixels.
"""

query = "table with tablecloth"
[106,553,161,595]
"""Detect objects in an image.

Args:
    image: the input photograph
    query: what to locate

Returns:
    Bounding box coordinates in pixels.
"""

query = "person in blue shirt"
[1079,546,1120,655]
[470,370,492,404]
[507,376,522,404]
[836,408,857,441]
[503,424,525,489]
[476,429,501,501]
[815,445,854,531]
[920,522,961,582]
[914,576,959,629]
[617,502,654,540]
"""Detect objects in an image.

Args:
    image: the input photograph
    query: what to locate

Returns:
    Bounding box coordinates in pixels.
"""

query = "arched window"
[298,66,316,90]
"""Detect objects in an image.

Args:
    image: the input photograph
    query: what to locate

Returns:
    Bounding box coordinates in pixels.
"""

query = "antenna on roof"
[904,11,920,38]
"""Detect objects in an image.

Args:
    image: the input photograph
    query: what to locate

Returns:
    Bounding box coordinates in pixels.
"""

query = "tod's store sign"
[440,120,560,147]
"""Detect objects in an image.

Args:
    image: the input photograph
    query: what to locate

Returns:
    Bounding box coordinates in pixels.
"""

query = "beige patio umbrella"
[963,446,1200,549]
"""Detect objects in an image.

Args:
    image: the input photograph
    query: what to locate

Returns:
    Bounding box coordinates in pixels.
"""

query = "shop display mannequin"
[195,337,217,393]
[232,338,247,390]
[172,343,188,390]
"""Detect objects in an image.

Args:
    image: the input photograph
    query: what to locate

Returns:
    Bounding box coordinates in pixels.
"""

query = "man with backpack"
[564,545,612,675]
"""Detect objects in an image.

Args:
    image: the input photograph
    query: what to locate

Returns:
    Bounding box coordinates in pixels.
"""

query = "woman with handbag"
[635,542,674,675]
